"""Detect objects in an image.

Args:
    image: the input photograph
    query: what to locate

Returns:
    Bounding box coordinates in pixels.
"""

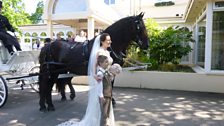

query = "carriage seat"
[0,50,40,74]
[0,40,10,64]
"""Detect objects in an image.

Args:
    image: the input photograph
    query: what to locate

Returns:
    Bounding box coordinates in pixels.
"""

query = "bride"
[57,34,115,126]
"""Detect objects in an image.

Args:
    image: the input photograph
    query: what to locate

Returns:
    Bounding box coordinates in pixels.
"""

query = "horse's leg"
[58,78,67,101]
[39,68,48,112]
[67,77,76,100]
[46,73,58,111]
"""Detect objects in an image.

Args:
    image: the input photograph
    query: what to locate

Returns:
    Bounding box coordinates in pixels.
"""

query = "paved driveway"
[1,85,224,126]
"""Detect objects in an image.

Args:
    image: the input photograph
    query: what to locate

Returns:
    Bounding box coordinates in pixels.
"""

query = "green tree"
[28,1,44,24]
[1,0,31,32]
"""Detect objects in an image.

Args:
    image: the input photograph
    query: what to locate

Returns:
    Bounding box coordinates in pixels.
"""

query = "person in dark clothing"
[44,38,51,46]
[0,1,21,55]
[56,33,65,41]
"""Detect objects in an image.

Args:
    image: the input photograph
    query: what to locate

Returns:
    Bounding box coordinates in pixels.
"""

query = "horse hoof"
[39,107,47,112]
[47,106,55,111]
[61,97,67,101]
[112,98,116,107]
[112,103,116,108]
[70,93,76,100]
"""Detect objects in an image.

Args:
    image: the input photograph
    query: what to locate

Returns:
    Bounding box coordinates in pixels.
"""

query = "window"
[59,32,64,36]
[104,0,115,5]
[66,31,73,36]
[32,32,38,37]
[197,17,206,68]
[40,32,47,37]
[25,38,30,43]
[215,1,224,7]
[211,11,224,70]
[154,0,175,7]
[53,0,87,14]
[25,32,31,37]
[213,1,224,10]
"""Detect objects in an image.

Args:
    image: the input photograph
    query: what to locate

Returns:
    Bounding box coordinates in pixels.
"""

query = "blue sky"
[23,0,45,14]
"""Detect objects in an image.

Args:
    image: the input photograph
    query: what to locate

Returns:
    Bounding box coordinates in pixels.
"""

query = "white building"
[18,0,224,74]
[19,0,190,49]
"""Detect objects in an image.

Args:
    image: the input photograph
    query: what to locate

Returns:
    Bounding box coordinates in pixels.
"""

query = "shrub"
[127,19,195,70]
[149,26,194,67]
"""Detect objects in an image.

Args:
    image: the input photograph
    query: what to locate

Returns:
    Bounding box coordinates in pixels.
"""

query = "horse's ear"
[138,12,145,18]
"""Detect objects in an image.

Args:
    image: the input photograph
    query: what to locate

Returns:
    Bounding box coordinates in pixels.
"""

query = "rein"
[122,58,151,71]
[109,46,125,64]
[109,46,150,71]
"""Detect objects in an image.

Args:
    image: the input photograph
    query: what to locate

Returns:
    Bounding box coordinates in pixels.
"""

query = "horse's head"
[102,13,149,65]
[132,12,149,50]
[104,12,149,52]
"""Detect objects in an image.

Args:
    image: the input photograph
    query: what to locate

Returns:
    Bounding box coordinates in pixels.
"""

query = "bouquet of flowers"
[108,63,122,80]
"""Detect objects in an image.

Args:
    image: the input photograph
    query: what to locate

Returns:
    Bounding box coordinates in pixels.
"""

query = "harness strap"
[82,40,89,60]
[109,47,124,63]
[70,42,78,49]
[43,61,66,66]
[70,41,89,59]
[122,58,151,71]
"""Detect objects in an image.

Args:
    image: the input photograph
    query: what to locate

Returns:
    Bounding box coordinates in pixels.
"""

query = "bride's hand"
[94,75,102,82]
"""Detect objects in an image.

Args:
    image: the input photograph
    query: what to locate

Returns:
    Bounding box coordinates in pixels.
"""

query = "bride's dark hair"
[100,33,110,43]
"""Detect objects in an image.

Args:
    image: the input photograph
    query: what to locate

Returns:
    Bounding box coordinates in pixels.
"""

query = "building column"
[21,32,25,44]
[87,17,95,40]
[30,38,32,50]
[194,23,199,65]
[47,20,53,39]
[205,0,213,73]
[20,32,25,50]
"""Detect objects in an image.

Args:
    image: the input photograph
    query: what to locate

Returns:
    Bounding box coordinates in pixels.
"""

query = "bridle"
[109,46,124,64]
[109,19,146,65]
[134,20,144,47]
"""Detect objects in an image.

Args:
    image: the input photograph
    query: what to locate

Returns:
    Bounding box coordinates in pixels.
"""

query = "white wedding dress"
[57,35,115,126]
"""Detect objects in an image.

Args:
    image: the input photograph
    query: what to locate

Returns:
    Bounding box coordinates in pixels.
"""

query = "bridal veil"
[57,35,115,126]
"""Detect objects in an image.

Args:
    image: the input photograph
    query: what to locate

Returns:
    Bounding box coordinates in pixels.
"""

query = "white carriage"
[0,41,40,108]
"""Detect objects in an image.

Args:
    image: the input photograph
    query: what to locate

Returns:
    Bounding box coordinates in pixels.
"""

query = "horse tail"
[38,44,52,88]
[55,80,61,92]
[56,77,73,93]
[55,78,68,93]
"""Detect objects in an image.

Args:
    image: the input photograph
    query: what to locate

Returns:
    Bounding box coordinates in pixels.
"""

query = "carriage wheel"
[0,75,8,108]
[28,66,40,93]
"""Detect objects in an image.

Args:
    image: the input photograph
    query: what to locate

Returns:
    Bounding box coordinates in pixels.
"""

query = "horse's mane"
[106,16,135,31]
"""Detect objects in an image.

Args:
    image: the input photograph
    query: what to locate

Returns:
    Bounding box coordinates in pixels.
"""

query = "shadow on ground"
[0,86,224,126]
[114,88,224,126]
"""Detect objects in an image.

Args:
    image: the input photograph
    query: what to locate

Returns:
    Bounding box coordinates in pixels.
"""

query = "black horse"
[38,12,149,111]
[56,77,75,101]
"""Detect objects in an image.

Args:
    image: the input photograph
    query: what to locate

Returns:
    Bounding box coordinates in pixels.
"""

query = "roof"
[43,0,122,27]
[184,0,206,22]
